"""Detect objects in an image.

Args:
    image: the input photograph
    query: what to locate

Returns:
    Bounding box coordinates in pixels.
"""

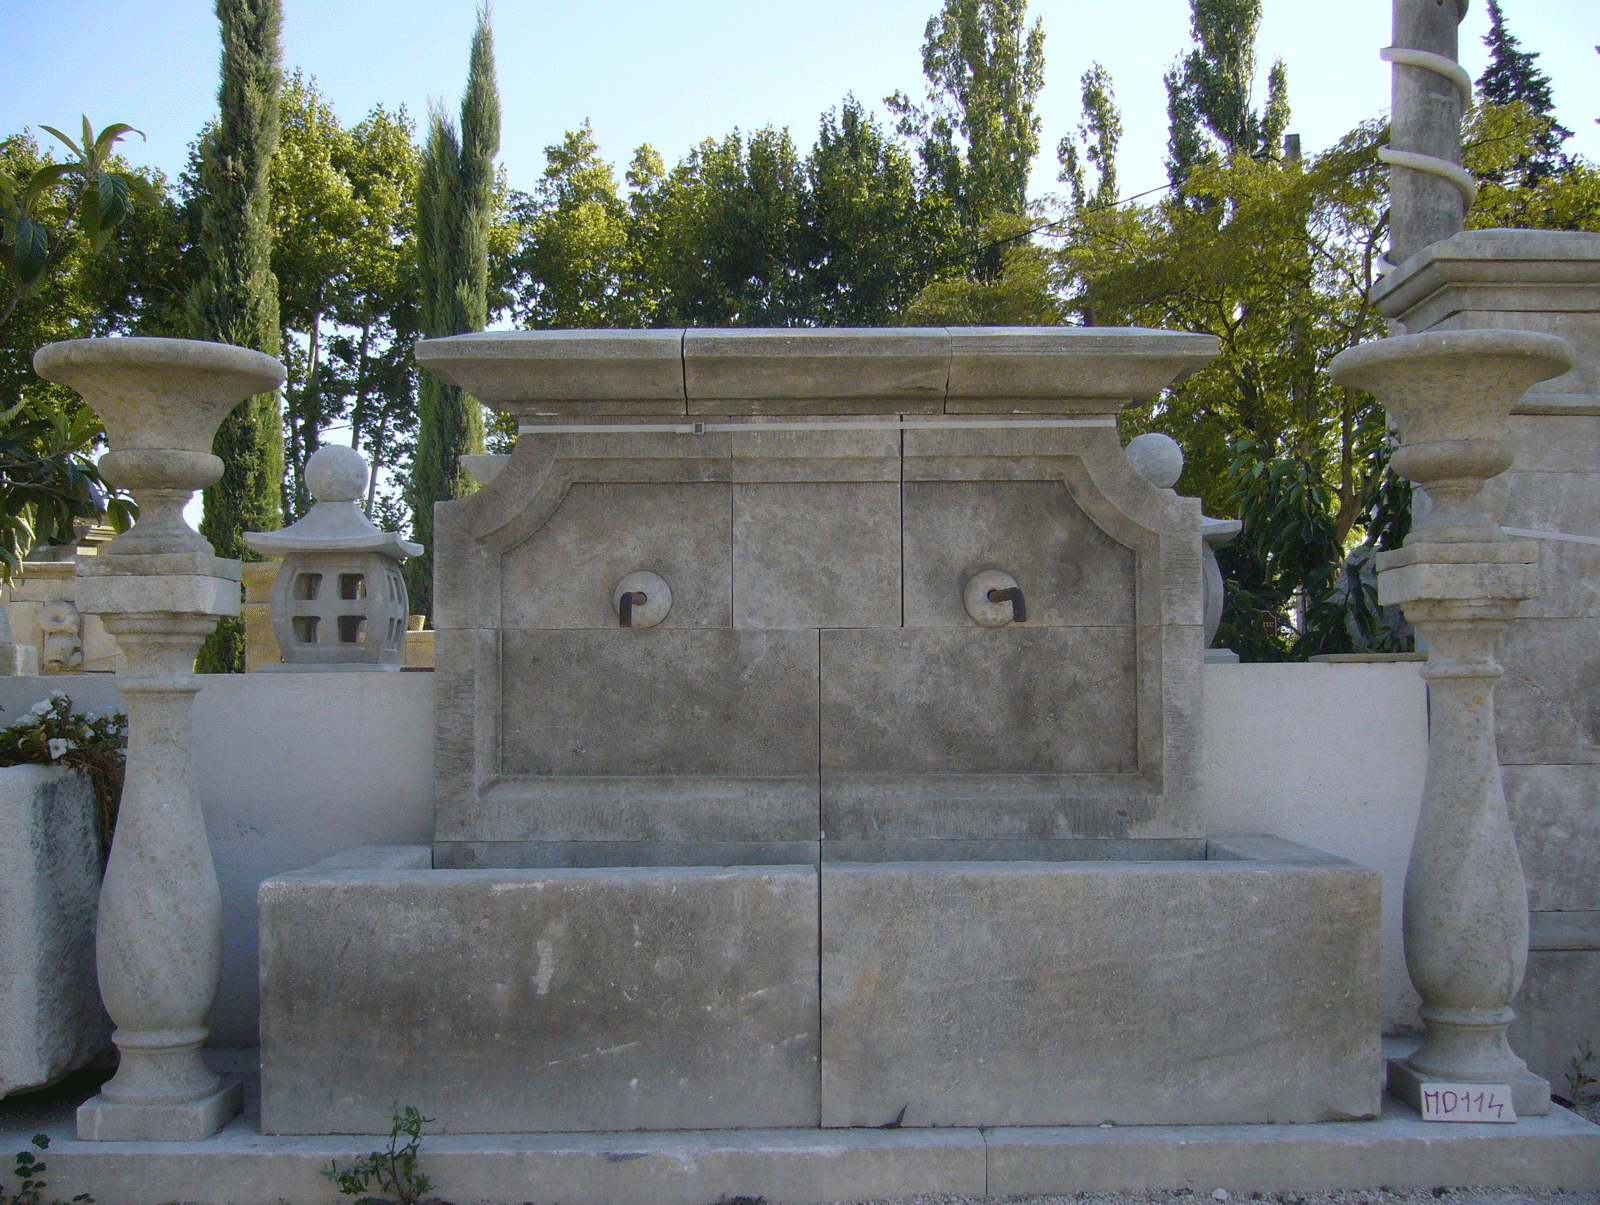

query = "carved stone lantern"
[244,446,421,671]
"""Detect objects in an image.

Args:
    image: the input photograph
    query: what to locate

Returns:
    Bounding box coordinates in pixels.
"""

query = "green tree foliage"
[887,0,1045,254]
[1477,0,1571,181]
[509,121,646,330]
[410,6,500,617]
[508,98,952,331]
[0,127,165,582]
[271,74,421,519]
[1163,0,1289,190]
[1058,63,1122,212]
[189,0,287,672]
[802,99,951,325]
[1,120,160,330]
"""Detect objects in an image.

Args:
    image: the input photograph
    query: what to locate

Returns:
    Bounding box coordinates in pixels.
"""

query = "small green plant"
[0,691,126,857]
[322,1104,434,1205]
[1567,1040,1597,1106]
[3,1135,91,1205]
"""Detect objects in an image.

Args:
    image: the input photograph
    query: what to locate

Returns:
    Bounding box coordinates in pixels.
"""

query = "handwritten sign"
[1419,1084,1517,1123]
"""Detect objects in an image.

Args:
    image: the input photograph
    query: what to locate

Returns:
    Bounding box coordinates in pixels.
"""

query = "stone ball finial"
[305,445,369,503]
[1125,432,1184,490]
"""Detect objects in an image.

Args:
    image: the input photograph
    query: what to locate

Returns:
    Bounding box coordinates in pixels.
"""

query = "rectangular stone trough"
[259,837,1381,1135]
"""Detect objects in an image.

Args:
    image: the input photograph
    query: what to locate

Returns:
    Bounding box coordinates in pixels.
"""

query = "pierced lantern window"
[244,446,422,672]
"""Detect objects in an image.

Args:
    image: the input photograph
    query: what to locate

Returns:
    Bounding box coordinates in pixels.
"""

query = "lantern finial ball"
[305,445,369,503]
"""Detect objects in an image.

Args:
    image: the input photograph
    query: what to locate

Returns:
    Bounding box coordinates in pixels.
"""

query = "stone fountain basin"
[258,837,1380,1135]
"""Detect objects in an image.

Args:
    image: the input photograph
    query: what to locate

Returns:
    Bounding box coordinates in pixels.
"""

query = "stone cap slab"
[1374,229,1600,320]
[415,327,1219,419]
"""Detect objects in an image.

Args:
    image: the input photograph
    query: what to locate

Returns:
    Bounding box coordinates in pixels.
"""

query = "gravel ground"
[830,1192,1600,1205]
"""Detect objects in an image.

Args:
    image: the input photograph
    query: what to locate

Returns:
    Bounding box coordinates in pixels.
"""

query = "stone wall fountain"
[256,327,1382,1134]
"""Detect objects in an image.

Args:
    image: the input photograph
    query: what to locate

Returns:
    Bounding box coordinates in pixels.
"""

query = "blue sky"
[5,0,1598,209]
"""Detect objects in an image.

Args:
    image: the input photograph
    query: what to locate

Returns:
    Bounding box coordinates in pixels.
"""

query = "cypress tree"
[410,6,500,618]
[1477,0,1571,179]
[188,0,287,671]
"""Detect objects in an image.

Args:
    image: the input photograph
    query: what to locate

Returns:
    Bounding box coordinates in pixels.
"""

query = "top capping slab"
[415,330,688,417]
[945,327,1220,411]
[684,328,950,415]
[1373,228,1600,318]
[414,327,1221,418]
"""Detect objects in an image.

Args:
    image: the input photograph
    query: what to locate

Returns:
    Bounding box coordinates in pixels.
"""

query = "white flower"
[48,689,67,700]
[29,700,51,716]
[47,738,69,760]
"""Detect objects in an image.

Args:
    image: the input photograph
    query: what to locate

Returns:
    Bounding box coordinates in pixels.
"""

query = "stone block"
[684,327,950,415]
[1512,945,1600,1093]
[820,847,1382,1127]
[944,326,1219,412]
[1496,617,1600,765]
[440,773,818,847]
[501,629,818,778]
[820,627,1137,776]
[499,481,732,629]
[76,1082,242,1142]
[1482,469,1600,619]
[434,839,818,869]
[901,479,1136,627]
[733,481,900,628]
[1503,763,1600,911]
[260,854,820,1133]
[1505,414,1600,474]
[415,329,688,420]
[0,765,111,1096]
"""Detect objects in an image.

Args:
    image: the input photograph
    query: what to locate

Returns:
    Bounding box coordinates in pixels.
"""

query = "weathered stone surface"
[820,627,1136,775]
[435,839,819,868]
[260,854,820,1134]
[1504,763,1600,911]
[500,629,818,777]
[733,482,900,628]
[1512,947,1600,1099]
[1496,617,1600,765]
[12,1103,1600,1204]
[982,1100,1600,1196]
[684,328,950,415]
[944,327,1219,412]
[901,479,1135,627]
[1482,469,1600,619]
[820,846,1382,1127]
[0,765,110,1096]
[415,329,688,420]
[499,482,732,629]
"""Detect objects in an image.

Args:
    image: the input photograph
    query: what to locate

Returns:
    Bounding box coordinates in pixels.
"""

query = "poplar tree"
[188,0,286,672]
[410,6,499,616]
[886,0,1045,280]
[1164,0,1290,190]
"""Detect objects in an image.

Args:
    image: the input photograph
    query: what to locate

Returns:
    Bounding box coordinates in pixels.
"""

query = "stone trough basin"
[258,838,1380,1135]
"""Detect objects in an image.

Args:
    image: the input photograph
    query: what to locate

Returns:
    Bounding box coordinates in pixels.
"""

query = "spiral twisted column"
[1385,0,1474,268]
[32,337,285,1141]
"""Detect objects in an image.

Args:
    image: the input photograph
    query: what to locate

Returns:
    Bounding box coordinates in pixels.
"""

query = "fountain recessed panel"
[259,328,1382,1134]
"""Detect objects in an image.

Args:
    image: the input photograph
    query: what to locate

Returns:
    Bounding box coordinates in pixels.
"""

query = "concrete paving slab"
[2,1092,1595,1205]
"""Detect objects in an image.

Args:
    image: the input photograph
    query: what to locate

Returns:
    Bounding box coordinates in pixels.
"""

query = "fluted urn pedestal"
[1331,328,1574,1118]
[32,337,285,1141]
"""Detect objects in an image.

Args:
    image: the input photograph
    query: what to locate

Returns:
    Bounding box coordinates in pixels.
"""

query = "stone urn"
[32,336,285,1141]
[1330,327,1574,1117]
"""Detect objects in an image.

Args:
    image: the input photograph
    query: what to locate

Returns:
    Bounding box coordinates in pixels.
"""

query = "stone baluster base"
[73,563,243,1141]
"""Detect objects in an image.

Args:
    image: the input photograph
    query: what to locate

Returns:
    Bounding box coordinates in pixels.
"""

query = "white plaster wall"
[191,673,436,1044]
[3,662,1430,1046]
[1201,661,1430,1036]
